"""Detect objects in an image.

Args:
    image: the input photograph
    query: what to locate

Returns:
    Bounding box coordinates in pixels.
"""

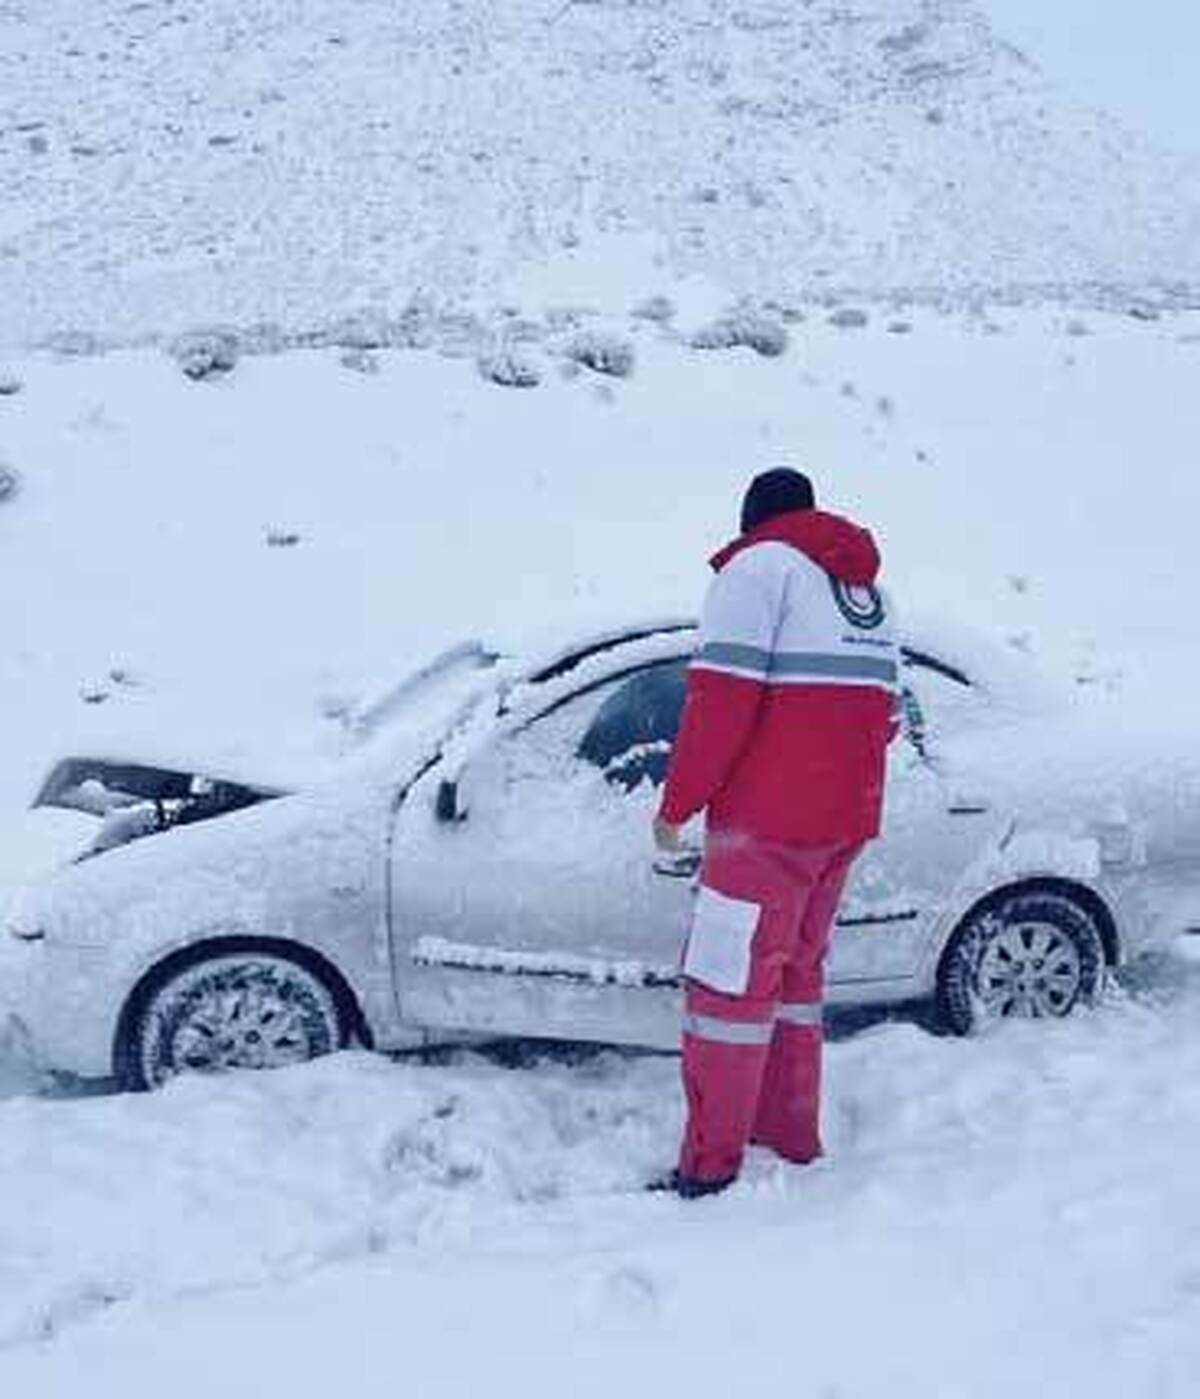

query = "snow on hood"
[29,642,504,805]
[710,509,882,585]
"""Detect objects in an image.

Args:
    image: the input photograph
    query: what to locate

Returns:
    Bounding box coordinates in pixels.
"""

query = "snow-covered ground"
[2,957,1200,1396]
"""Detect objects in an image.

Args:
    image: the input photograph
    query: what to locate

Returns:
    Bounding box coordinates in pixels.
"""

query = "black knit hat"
[740,468,816,534]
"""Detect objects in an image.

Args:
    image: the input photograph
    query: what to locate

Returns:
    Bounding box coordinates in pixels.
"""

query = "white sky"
[978,1,1200,153]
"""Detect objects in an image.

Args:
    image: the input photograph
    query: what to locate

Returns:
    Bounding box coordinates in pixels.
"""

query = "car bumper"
[1104,864,1200,962]
[0,928,41,1067]
[0,931,116,1079]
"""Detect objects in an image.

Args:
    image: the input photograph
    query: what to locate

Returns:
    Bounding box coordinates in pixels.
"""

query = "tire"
[117,947,351,1091]
[937,891,1105,1035]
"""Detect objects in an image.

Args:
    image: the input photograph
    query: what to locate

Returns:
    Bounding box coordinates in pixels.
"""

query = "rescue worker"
[652,468,899,1198]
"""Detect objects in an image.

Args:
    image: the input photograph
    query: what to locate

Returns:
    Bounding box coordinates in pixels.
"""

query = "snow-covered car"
[4,620,1199,1090]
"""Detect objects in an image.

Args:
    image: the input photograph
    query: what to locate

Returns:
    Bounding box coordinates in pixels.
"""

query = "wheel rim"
[141,956,339,1086]
[976,919,1083,1019]
[172,979,313,1074]
[171,980,314,1073]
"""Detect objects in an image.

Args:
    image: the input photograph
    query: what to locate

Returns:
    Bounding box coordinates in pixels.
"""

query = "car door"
[390,660,695,1049]
[827,654,1013,990]
[390,648,1011,1044]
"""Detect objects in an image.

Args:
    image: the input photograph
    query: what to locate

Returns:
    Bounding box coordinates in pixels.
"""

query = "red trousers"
[678,832,863,1183]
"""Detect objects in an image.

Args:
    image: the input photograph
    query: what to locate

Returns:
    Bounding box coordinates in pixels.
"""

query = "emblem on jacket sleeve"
[829,576,886,630]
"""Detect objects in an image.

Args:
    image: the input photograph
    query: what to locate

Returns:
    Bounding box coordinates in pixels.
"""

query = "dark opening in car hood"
[34,756,282,817]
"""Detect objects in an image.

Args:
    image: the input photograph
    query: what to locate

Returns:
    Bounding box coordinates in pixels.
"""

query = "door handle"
[654,850,702,879]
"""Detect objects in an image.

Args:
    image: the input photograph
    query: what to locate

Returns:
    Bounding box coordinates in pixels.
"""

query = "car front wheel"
[117,947,351,1090]
[937,891,1105,1035]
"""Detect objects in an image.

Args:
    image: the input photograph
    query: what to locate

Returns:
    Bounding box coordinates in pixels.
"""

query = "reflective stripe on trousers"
[776,1001,822,1028]
[683,1012,775,1046]
[683,1001,822,1044]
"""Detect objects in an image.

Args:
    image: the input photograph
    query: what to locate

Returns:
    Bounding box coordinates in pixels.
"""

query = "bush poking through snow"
[478,345,541,389]
[171,328,239,381]
[45,330,103,358]
[330,309,393,351]
[828,307,869,329]
[690,310,788,357]
[632,295,676,324]
[0,462,20,503]
[564,331,636,379]
[340,348,380,375]
[0,372,22,396]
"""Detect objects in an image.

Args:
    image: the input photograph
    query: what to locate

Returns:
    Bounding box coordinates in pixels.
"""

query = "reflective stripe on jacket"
[659,509,898,845]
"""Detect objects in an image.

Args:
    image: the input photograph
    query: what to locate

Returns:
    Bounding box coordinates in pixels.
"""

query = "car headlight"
[4,887,48,942]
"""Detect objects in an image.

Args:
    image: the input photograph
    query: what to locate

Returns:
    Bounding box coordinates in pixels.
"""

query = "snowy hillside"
[3,0,1199,349]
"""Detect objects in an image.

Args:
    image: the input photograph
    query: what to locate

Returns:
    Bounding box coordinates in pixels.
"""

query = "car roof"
[517,618,697,686]
[516,618,976,692]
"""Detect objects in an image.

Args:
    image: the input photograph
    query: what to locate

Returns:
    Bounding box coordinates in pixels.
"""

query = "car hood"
[30,641,504,811]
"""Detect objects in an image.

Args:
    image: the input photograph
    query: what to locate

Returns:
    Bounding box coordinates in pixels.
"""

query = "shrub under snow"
[690,310,789,357]
[171,328,239,380]
[564,330,636,378]
[329,308,393,351]
[340,347,381,375]
[478,345,541,389]
[0,462,21,503]
[632,295,676,324]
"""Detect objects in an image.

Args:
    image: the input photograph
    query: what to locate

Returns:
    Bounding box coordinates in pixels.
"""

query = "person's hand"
[653,817,684,853]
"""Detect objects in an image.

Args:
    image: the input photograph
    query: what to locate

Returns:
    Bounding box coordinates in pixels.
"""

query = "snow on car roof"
[508,617,698,685]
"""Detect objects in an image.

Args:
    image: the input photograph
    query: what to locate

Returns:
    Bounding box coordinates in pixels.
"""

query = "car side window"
[469,667,682,825]
[576,661,689,791]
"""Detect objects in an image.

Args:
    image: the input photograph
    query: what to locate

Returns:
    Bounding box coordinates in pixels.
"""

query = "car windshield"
[348,641,501,741]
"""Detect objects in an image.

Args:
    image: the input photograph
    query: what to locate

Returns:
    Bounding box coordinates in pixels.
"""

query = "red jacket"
[659,510,898,846]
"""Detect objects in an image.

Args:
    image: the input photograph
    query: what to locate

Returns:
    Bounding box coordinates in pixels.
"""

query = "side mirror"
[436,778,467,823]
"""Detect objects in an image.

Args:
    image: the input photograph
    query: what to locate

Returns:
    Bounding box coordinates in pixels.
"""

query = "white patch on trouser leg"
[683,885,761,994]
